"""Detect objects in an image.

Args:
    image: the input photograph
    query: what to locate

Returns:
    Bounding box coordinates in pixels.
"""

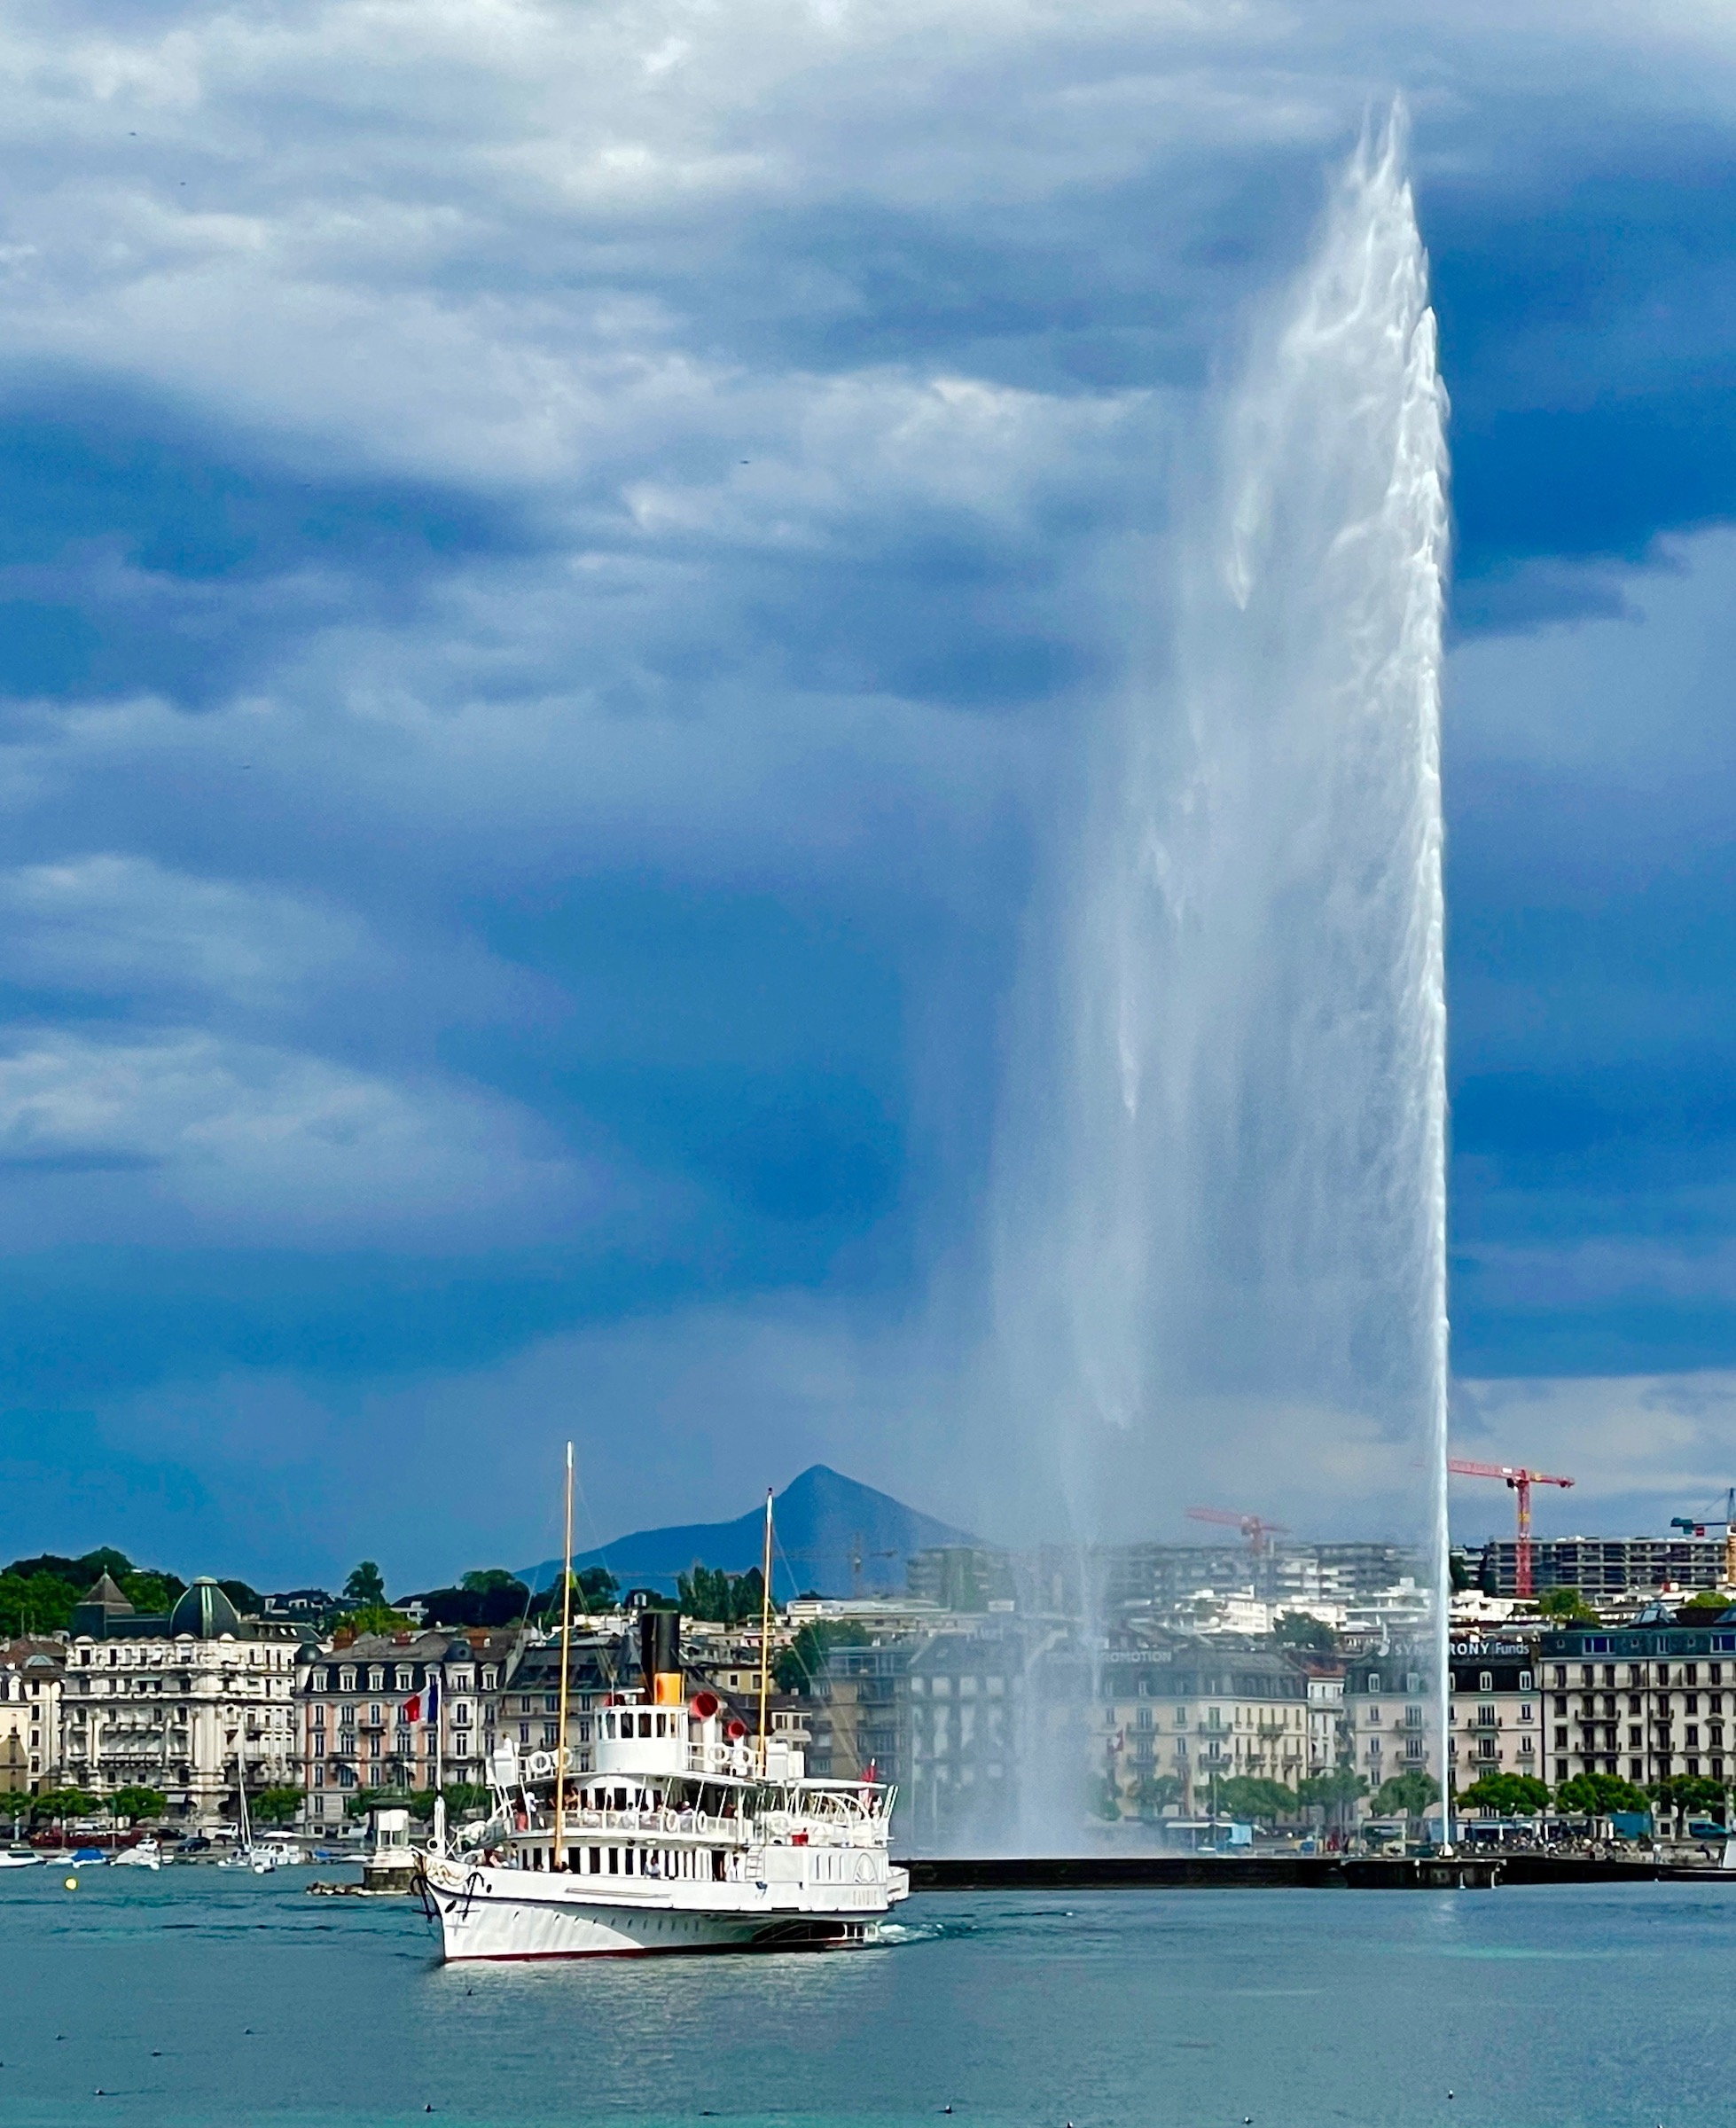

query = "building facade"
[1479,1536,1728,1598]
[1537,1621,1736,1788]
[1445,1636,1543,1793]
[296,1625,527,1827]
[1341,1656,1435,1793]
[1099,1644,1310,1810]
[62,1577,300,1820]
[0,1642,64,1797]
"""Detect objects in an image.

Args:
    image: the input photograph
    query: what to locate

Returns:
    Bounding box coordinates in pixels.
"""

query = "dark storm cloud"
[0,0,1734,1568]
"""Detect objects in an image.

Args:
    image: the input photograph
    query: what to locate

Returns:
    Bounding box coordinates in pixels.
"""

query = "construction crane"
[1185,1506,1290,1556]
[1448,1459,1574,1599]
[1670,1489,1736,1587]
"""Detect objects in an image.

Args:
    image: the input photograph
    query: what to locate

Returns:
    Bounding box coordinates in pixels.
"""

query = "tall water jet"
[987,113,1450,1838]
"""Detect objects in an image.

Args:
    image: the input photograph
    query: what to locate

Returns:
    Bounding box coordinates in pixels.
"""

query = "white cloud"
[0,1024,612,1248]
[1454,1369,1736,1537]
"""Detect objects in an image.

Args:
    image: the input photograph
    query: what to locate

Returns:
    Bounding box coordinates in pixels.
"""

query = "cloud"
[1453,1369,1736,1540]
[2,0,1736,1570]
[0,1023,605,1248]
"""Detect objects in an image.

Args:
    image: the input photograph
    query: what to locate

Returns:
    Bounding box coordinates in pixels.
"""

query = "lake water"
[1,1867,1727,2126]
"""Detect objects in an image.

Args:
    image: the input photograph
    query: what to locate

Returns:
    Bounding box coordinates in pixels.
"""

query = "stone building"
[296,1625,527,1828]
[1341,1655,1435,1794]
[1446,1635,1543,1793]
[1099,1642,1310,1811]
[62,1576,300,1822]
[0,1641,64,1797]
[1537,1618,1736,1788]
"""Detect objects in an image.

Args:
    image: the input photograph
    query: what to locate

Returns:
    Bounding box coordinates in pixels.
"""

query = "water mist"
[987,114,1450,1842]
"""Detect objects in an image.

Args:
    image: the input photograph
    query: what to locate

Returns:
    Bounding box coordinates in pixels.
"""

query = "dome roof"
[169,1578,243,1640]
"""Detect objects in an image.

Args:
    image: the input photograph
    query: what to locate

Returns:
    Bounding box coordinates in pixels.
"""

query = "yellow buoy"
[64,1875,78,1889]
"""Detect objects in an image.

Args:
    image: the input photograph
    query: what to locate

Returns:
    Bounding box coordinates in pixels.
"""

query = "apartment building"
[1537,1620,1736,1787]
[1341,1656,1434,1789]
[0,1641,63,1796]
[1099,1644,1310,1809]
[1480,1536,1727,1598]
[296,1625,525,1827]
[1446,1636,1543,1791]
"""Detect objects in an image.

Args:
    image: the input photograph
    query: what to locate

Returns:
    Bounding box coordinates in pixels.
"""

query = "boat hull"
[419,1858,896,1962]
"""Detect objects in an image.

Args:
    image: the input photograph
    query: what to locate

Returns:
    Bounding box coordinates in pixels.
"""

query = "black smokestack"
[638,1607,680,1687]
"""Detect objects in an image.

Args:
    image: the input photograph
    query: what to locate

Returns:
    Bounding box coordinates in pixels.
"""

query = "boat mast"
[755,1487,774,1777]
[554,1440,575,1870]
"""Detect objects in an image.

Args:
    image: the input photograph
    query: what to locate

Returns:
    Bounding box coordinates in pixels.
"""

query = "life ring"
[527,1750,554,1780]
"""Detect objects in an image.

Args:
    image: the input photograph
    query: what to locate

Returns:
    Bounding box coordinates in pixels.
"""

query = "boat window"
[608,1848,619,1873]
[639,1712,653,1738]
[655,1714,667,1737]
[589,1847,600,1873]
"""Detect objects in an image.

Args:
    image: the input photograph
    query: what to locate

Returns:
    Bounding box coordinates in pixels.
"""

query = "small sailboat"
[217,1757,275,1871]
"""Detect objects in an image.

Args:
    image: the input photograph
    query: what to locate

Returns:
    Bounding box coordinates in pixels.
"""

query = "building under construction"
[1477,1534,1729,1598]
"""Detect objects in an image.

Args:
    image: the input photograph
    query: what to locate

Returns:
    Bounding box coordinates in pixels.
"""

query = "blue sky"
[4,2,1736,1584]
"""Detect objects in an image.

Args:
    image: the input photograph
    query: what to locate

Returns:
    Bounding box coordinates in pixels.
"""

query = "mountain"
[521,1464,979,1601]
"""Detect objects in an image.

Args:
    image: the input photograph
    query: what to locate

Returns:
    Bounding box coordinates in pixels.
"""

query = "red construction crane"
[1185,1506,1290,1556]
[1448,1459,1575,1599]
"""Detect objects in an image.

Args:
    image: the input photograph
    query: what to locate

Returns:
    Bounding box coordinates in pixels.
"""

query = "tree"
[1650,1774,1726,1821]
[1131,1773,1185,1819]
[1677,1592,1732,1620]
[251,1788,306,1827]
[1296,1767,1370,1817]
[1212,1777,1298,1824]
[343,1561,387,1607]
[528,1568,617,1624]
[677,1564,766,1625]
[1537,1586,1598,1623]
[1556,1771,1649,1815]
[29,1786,99,1824]
[218,1579,262,1616]
[1274,1612,1337,1652]
[120,1571,185,1614]
[415,1578,531,1628]
[774,1620,856,1693]
[109,1786,168,1824]
[74,1548,133,1584]
[1458,1772,1551,1818]
[1371,1771,1441,1818]
[346,1602,413,1635]
[0,1569,82,1637]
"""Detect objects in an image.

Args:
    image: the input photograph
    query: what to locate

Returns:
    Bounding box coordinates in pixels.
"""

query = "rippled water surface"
[1,1869,1729,2127]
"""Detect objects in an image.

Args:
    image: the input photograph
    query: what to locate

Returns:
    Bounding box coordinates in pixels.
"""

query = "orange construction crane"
[1185,1506,1290,1556]
[1448,1459,1574,1599]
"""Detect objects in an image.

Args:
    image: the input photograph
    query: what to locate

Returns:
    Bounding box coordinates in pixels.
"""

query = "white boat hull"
[420,1856,904,1961]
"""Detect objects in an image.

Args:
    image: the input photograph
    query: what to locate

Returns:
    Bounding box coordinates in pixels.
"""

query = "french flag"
[403,1677,440,1725]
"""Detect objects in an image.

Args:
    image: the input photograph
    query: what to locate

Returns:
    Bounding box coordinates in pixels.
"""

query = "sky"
[4,1,1736,1587]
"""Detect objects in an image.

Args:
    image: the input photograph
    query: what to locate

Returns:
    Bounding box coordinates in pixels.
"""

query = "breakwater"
[906,1852,1736,1891]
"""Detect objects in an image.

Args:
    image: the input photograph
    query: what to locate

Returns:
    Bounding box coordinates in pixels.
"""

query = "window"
[1519,1671,1533,1691]
[368,1668,385,1691]
[1367,1674,1380,1694]
[482,1668,497,1689]
[1479,1671,1493,1693]
[395,1667,411,1690]
[1405,1673,1420,1695]
[339,1668,356,1693]
[312,1669,329,1692]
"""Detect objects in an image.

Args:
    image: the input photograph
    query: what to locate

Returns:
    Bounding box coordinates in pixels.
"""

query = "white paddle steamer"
[417,1467,908,1960]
